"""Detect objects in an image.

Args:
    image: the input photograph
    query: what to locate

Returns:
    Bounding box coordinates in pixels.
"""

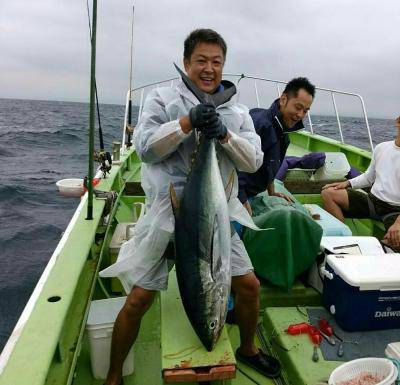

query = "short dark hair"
[184,29,227,61]
[283,77,315,98]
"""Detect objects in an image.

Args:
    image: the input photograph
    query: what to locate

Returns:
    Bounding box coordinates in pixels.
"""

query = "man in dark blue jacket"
[238,77,315,215]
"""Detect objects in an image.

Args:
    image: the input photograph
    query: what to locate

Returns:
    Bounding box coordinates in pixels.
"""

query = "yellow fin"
[169,183,180,217]
[225,171,235,201]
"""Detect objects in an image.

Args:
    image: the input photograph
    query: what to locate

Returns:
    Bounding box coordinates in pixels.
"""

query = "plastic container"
[86,297,134,380]
[109,223,136,254]
[304,204,352,236]
[314,152,350,181]
[285,168,315,181]
[386,342,400,360]
[56,178,84,197]
[328,357,398,385]
[320,236,385,255]
[322,253,400,331]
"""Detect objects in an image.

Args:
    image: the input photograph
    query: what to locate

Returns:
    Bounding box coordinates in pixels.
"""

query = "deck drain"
[47,296,61,302]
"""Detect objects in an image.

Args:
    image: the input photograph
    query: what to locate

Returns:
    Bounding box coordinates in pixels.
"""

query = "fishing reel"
[94,150,112,178]
[125,124,135,148]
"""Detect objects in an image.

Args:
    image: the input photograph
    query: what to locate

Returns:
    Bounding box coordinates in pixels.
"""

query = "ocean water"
[0,98,395,352]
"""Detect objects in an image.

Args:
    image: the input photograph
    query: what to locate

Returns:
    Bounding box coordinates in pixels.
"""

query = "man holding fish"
[101,28,281,385]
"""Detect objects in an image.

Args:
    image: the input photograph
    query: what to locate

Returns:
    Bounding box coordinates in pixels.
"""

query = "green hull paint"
[1,131,381,385]
[0,149,138,385]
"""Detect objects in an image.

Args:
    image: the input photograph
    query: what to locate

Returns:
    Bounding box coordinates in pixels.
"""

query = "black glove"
[189,103,217,129]
[202,116,228,140]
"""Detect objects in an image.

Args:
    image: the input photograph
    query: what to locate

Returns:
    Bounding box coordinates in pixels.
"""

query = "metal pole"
[86,0,97,220]
[307,111,314,134]
[307,112,314,134]
[358,96,374,150]
[138,89,144,120]
[122,89,130,152]
[254,80,260,108]
[126,5,135,149]
[331,92,344,143]
[276,83,281,97]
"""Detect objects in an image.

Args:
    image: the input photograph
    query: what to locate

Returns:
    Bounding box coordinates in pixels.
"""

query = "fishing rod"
[93,80,112,178]
[86,0,112,180]
[125,4,135,148]
[86,0,97,220]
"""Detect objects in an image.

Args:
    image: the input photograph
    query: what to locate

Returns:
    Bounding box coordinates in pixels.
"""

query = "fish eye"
[209,320,216,330]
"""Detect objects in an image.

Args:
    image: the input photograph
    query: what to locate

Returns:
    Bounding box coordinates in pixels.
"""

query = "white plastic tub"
[86,297,134,380]
[56,178,84,197]
[314,152,350,181]
[329,357,398,385]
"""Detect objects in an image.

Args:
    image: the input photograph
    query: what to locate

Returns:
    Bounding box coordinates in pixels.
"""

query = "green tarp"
[242,181,323,290]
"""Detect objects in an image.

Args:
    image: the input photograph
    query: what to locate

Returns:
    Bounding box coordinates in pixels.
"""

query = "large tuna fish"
[170,134,233,351]
[170,64,237,351]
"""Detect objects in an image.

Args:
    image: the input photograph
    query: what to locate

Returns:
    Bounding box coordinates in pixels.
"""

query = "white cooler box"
[322,253,400,331]
[307,236,385,293]
[86,297,134,379]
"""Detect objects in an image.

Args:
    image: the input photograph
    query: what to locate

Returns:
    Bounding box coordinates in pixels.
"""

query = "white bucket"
[328,357,398,385]
[86,297,134,380]
[56,178,84,197]
[314,152,350,181]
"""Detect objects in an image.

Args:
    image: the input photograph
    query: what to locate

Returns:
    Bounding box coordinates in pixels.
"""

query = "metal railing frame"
[121,73,374,152]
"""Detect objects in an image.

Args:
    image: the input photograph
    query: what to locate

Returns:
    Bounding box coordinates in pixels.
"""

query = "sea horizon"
[0,96,395,121]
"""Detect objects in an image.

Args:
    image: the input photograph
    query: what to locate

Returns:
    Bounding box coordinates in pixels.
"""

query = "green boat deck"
[263,307,341,385]
[1,130,385,385]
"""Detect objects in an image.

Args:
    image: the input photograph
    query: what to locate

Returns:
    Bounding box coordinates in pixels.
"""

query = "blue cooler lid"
[326,254,400,291]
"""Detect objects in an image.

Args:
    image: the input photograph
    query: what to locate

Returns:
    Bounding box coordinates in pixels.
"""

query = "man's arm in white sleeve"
[349,150,376,189]
[133,89,191,163]
[219,106,263,172]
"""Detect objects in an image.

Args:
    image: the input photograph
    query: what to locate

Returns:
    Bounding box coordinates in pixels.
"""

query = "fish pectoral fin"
[224,170,235,201]
[169,183,180,217]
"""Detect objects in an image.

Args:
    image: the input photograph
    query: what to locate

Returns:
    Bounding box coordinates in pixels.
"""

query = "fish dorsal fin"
[211,83,237,107]
[224,171,235,201]
[169,183,180,217]
[174,63,236,107]
[174,63,213,105]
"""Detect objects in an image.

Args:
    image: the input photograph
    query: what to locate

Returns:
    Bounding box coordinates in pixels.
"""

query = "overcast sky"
[0,0,399,118]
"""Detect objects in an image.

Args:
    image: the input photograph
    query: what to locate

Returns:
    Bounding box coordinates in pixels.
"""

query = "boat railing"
[122,73,374,151]
[122,77,179,149]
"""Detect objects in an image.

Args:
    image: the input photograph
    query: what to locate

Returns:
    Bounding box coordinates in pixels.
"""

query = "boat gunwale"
[0,151,135,383]
[0,176,99,376]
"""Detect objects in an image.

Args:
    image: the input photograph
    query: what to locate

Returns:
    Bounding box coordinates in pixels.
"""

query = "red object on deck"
[286,322,322,345]
[318,318,334,337]
[83,178,101,192]
[163,365,236,383]
[307,325,322,345]
[286,322,310,335]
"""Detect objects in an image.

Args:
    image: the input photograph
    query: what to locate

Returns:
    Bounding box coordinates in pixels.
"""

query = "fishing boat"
[1,4,397,385]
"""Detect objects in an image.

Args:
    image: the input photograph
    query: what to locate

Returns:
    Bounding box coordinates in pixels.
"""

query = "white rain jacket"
[99,81,263,292]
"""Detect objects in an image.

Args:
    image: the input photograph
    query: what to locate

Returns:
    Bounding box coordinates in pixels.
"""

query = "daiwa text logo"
[374,307,400,318]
